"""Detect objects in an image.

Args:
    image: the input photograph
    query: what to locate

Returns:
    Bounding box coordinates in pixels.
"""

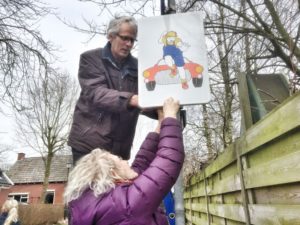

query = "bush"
[19,204,64,225]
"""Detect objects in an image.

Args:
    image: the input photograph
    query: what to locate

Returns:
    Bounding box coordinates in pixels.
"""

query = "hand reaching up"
[154,98,179,133]
[154,108,163,133]
[163,97,180,119]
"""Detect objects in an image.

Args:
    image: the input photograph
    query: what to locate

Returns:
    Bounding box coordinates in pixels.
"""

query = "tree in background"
[179,0,300,175]
[0,143,13,170]
[179,0,300,88]
[14,69,78,203]
[61,0,159,38]
[0,0,55,111]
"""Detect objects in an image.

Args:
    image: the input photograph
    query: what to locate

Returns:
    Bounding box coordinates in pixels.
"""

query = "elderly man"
[68,16,151,163]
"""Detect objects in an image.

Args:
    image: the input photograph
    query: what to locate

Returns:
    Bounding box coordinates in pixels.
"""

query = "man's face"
[109,22,136,63]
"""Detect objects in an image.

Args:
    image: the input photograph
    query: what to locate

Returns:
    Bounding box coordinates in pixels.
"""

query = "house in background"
[0,153,72,206]
[0,169,14,190]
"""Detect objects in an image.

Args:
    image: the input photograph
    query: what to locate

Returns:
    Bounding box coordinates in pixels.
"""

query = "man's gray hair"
[106,16,137,38]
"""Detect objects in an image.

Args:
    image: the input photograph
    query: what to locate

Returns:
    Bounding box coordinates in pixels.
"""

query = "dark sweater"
[0,212,20,225]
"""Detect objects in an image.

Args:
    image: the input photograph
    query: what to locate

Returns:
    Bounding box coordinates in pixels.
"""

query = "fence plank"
[208,203,246,222]
[238,92,300,156]
[205,144,236,177]
[249,204,300,225]
[247,130,300,168]
[188,183,206,198]
[189,172,206,185]
[254,183,300,204]
[206,173,241,195]
[186,216,209,225]
[185,202,207,213]
[244,151,300,188]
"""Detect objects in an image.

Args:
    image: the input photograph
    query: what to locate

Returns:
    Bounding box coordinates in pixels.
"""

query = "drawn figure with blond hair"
[160,31,190,89]
[0,199,20,225]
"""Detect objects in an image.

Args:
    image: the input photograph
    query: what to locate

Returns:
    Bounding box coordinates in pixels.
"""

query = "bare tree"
[0,143,13,167]
[179,0,300,86]
[75,0,158,17]
[59,0,159,39]
[182,1,241,167]
[14,68,78,203]
[0,0,55,110]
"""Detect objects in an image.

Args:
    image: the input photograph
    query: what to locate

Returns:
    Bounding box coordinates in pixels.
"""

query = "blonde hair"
[161,31,182,46]
[1,199,19,225]
[64,148,122,204]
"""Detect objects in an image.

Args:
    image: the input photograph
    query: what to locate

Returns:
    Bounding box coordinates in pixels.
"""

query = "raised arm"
[128,98,184,215]
[131,109,164,174]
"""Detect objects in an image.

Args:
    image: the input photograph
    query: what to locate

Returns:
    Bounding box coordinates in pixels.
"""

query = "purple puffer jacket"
[69,117,184,225]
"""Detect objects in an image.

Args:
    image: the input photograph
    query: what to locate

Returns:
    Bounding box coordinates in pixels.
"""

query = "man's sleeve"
[78,52,134,113]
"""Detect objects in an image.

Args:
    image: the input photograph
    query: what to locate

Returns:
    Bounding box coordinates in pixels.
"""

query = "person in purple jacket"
[64,97,184,225]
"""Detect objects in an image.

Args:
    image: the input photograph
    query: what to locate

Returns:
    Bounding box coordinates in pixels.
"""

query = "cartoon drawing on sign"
[142,30,204,91]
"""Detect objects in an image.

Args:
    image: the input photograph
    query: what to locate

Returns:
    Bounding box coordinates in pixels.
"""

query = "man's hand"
[128,95,139,108]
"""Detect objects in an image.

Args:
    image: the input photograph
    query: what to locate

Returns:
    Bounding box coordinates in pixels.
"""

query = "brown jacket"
[68,44,140,159]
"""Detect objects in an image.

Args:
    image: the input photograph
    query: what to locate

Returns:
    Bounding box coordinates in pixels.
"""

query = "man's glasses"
[116,34,137,44]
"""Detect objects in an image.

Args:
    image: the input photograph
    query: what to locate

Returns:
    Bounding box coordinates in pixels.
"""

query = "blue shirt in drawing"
[163,45,185,67]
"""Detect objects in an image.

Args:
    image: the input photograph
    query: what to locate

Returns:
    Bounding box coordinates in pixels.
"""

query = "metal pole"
[174,169,185,225]
[167,0,176,14]
[161,0,176,15]
[160,1,185,224]
[174,109,186,225]
[160,0,166,15]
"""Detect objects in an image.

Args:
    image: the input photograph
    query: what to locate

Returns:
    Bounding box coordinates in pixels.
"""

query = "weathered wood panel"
[208,203,246,222]
[238,93,300,156]
[254,183,300,204]
[205,144,236,177]
[244,151,300,188]
[249,204,300,225]
[184,92,300,225]
[206,173,241,195]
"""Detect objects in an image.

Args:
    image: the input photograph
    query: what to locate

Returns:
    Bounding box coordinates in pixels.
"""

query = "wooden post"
[204,171,211,225]
[237,72,253,132]
[235,141,251,225]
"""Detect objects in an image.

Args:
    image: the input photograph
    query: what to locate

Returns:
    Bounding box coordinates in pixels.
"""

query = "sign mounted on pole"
[138,12,210,108]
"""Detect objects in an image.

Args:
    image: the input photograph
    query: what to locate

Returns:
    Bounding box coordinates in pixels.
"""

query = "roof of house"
[0,169,14,187]
[6,155,72,184]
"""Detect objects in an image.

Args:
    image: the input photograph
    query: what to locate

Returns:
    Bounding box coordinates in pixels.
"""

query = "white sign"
[138,12,210,108]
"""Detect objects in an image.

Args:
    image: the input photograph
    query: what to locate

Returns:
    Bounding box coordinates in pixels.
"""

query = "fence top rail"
[237,91,300,156]
[188,92,300,183]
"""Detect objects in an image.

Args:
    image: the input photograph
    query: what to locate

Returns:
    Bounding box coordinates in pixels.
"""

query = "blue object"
[163,191,176,225]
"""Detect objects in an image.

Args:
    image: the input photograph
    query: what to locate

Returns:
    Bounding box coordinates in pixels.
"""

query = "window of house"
[8,193,29,203]
[44,190,55,204]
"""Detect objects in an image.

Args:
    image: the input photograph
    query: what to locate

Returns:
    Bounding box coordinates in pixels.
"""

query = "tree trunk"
[202,104,214,157]
[39,152,54,203]
[216,6,234,148]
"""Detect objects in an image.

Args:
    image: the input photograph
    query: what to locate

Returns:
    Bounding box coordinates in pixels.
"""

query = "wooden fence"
[19,203,65,225]
[184,92,300,225]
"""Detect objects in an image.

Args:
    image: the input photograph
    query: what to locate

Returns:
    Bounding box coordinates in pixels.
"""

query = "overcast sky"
[0,0,157,164]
